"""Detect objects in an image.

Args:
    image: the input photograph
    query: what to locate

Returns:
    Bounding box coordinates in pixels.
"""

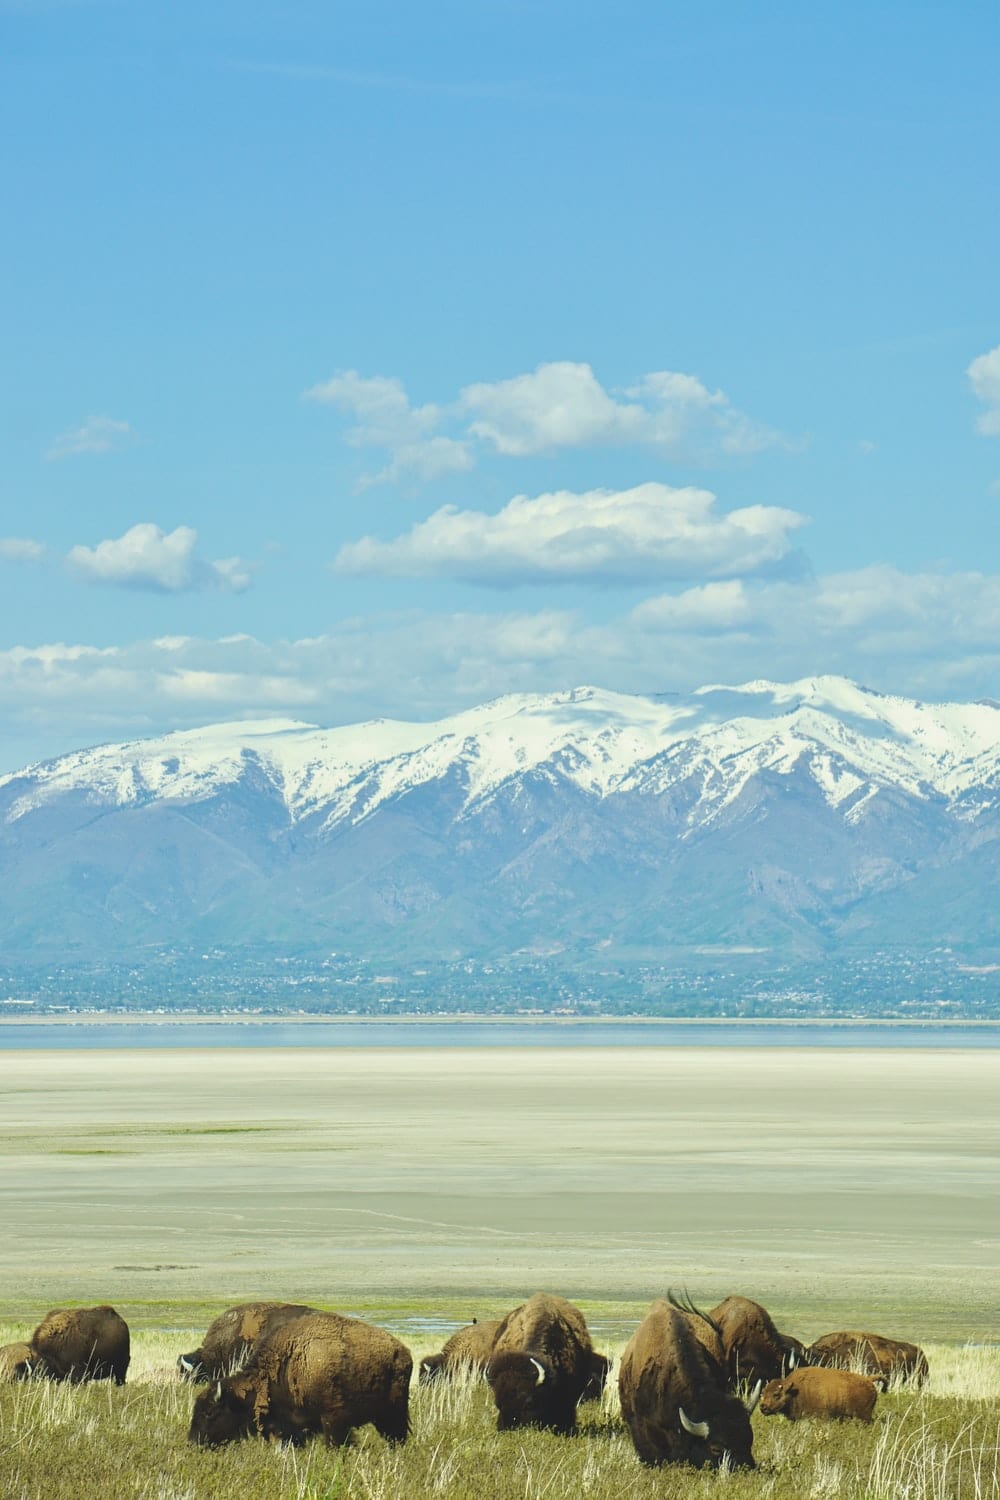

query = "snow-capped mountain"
[3,677,1000,958]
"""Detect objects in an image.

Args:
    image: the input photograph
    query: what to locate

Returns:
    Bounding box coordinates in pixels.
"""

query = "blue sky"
[2,0,999,771]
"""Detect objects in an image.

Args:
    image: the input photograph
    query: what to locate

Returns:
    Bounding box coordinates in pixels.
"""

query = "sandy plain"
[1,1046,997,1341]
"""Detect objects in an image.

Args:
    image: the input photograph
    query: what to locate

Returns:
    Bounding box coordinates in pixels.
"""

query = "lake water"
[1,1018,999,1048]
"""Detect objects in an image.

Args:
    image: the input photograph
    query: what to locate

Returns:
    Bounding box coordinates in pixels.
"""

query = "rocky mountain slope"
[3,677,999,958]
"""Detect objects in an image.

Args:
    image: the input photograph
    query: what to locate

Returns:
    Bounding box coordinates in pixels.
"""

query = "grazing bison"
[178,1301,316,1380]
[760,1367,878,1422]
[619,1299,758,1470]
[0,1342,38,1381]
[485,1293,593,1434]
[581,1350,612,1402]
[29,1306,130,1385]
[708,1295,803,1386]
[419,1318,502,1382]
[806,1330,928,1386]
[188,1311,412,1448]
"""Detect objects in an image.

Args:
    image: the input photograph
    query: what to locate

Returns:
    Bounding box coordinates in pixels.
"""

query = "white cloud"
[46,415,136,460]
[461,362,788,458]
[67,524,252,593]
[7,570,1000,771]
[333,482,808,584]
[968,346,1000,436]
[0,537,46,562]
[304,371,473,486]
[306,360,789,487]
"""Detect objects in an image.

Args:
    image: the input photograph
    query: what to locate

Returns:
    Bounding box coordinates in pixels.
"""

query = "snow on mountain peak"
[4,680,1000,832]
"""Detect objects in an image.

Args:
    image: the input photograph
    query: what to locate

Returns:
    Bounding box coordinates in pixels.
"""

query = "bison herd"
[0,1291,931,1472]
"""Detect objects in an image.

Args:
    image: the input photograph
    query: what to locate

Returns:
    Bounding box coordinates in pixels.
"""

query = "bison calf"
[188,1311,412,1449]
[760,1367,878,1423]
[0,1342,38,1381]
[29,1306,130,1385]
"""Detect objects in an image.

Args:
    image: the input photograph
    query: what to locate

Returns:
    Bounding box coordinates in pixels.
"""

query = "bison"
[419,1318,502,1382]
[581,1350,612,1402]
[0,1342,38,1381]
[485,1293,593,1434]
[760,1367,878,1422]
[178,1301,316,1380]
[28,1306,130,1385]
[188,1311,412,1448]
[806,1330,928,1386]
[619,1299,758,1470]
[708,1295,803,1386]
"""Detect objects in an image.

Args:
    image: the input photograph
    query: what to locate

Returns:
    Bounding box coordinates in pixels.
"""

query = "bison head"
[486,1352,556,1431]
[675,1384,758,1471]
[177,1349,204,1381]
[759,1377,793,1416]
[188,1377,256,1447]
[581,1351,611,1402]
[418,1353,447,1384]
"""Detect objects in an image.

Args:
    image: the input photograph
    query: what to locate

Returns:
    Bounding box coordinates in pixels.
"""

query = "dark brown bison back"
[806,1330,928,1385]
[30,1306,130,1385]
[178,1301,316,1379]
[189,1311,412,1449]
[419,1318,501,1381]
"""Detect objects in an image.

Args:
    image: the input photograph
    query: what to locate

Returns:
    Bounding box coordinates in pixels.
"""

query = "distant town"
[1,947,998,1020]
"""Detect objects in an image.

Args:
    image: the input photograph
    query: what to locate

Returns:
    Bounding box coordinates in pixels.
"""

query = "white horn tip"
[679,1405,710,1438]
[529,1357,546,1386]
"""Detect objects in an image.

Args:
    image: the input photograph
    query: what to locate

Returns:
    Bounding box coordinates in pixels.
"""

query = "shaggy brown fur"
[188,1311,412,1449]
[178,1301,316,1380]
[0,1342,38,1381]
[619,1300,756,1471]
[29,1306,130,1385]
[760,1366,878,1422]
[806,1330,928,1385]
[486,1293,593,1434]
[419,1319,502,1381]
[708,1295,803,1385]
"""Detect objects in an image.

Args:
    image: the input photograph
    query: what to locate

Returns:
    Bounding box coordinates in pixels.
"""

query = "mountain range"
[3,676,1000,960]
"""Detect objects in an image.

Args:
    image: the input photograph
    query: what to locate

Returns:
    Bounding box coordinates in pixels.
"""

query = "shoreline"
[3,1011,1000,1028]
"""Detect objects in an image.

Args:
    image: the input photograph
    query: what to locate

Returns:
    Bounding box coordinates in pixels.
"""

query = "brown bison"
[419,1318,502,1382]
[188,1311,412,1448]
[485,1293,594,1434]
[708,1295,803,1386]
[29,1306,130,1385]
[581,1350,612,1402]
[0,1342,38,1380]
[760,1367,878,1422]
[178,1301,316,1380]
[806,1330,928,1386]
[619,1299,758,1470]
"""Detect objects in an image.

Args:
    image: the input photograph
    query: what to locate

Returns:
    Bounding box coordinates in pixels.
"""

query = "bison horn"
[529,1358,546,1386]
[179,1356,195,1373]
[214,1381,223,1400]
[786,1350,798,1371]
[678,1406,710,1439]
[745,1379,763,1414]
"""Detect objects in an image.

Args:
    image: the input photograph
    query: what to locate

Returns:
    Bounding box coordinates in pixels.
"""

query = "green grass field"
[1,1327,998,1500]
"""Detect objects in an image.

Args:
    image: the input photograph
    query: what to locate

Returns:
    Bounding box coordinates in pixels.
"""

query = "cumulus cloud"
[304,371,473,486]
[67,524,252,593]
[968,345,1000,436]
[306,360,789,486]
[46,415,136,460]
[461,362,784,458]
[0,537,46,562]
[333,482,808,585]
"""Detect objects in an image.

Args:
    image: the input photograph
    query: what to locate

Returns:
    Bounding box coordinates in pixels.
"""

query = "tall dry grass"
[0,1331,997,1499]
